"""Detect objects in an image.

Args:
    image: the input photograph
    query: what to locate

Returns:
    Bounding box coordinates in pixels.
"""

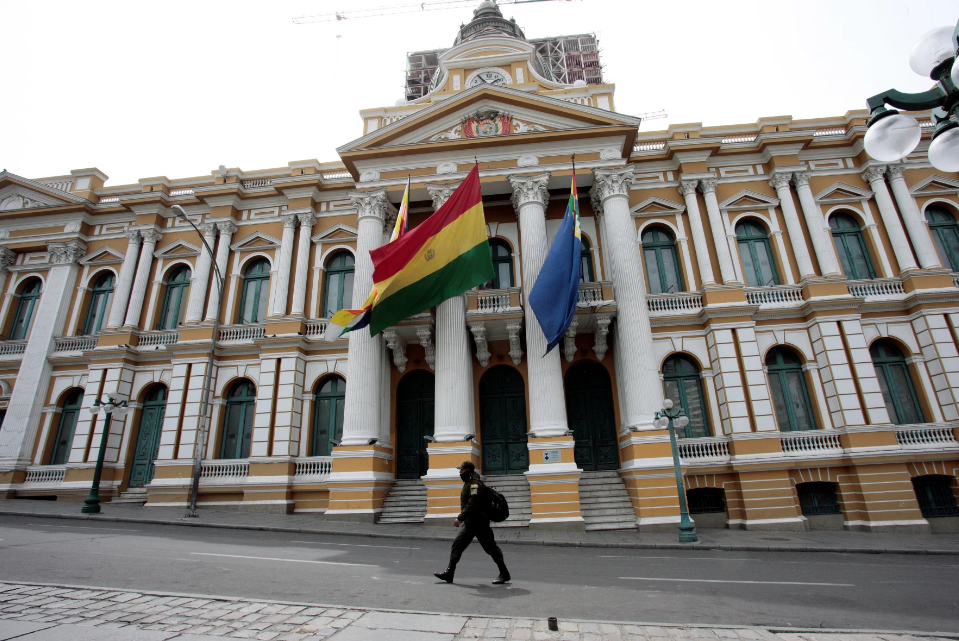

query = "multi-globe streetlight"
[651,399,698,543]
[82,394,130,514]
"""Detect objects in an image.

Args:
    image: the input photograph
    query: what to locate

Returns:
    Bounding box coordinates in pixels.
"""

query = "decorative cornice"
[47,239,87,266]
[348,188,395,224]
[768,172,793,190]
[861,165,887,184]
[508,173,550,212]
[426,183,458,211]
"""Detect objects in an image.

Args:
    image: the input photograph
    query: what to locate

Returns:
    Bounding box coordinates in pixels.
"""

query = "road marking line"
[620,577,853,586]
[601,556,751,561]
[31,524,138,531]
[291,540,419,550]
[191,552,378,567]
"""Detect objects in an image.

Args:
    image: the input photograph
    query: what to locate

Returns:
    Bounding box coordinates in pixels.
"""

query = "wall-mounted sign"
[543,450,562,463]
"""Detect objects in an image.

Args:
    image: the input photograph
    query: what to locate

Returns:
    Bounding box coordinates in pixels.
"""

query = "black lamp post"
[81,394,130,514]
[864,20,959,171]
[653,399,698,543]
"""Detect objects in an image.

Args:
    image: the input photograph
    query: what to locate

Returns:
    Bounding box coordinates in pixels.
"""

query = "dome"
[454,1,526,45]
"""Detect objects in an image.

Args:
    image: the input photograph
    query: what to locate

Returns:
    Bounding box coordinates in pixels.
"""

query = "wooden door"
[480,366,529,476]
[396,371,434,479]
[565,361,618,471]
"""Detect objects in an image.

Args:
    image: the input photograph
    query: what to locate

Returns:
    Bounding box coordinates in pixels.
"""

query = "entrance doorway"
[479,366,529,476]
[129,385,168,487]
[396,370,434,479]
[565,361,619,471]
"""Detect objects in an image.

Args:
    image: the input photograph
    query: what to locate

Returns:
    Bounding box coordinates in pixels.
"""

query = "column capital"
[124,229,142,245]
[296,211,317,228]
[508,172,550,212]
[199,222,219,237]
[47,239,87,266]
[216,220,238,236]
[426,182,458,210]
[678,180,699,197]
[140,229,163,245]
[697,177,718,194]
[0,247,16,273]
[768,172,793,190]
[885,164,907,181]
[349,188,395,224]
[861,165,888,184]
[280,213,299,230]
[591,165,635,204]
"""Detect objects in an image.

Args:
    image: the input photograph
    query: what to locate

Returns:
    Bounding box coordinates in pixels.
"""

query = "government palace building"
[1,1,958,533]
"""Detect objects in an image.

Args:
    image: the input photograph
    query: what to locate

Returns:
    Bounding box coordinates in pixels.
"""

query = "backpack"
[484,484,510,522]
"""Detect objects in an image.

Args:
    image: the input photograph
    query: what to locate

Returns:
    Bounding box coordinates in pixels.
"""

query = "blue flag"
[528,172,582,354]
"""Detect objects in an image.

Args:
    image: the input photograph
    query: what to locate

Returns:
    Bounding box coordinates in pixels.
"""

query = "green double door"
[480,367,529,476]
[565,362,619,471]
[397,371,434,479]
[129,386,167,487]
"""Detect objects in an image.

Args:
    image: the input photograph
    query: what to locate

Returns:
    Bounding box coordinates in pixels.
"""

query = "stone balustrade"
[745,286,804,306]
[294,456,333,478]
[848,279,905,299]
[647,292,703,315]
[780,431,842,454]
[895,425,958,448]
[218,325,265,342]
[199,460,249,480]
[138,331,179,347]
[678,437,730,462]
[53,336,97,353]
[0,341,28,356]
[23,466,66,484]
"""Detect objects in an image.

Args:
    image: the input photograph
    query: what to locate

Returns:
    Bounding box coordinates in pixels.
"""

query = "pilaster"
[697,178,738,284]
[269,214,299,317]
[769,172,816,279]
[184,223,218,324]
[204,221,237,322]
[886,164,941,270]
[861,165,919,274]
[290,211,317,317]
[106,230,142,329]
[124,229,161,328]
[677,180,715,286]
[792,172,842,277]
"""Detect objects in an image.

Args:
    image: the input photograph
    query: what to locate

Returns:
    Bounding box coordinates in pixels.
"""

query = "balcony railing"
[848,279,905,299]
[634,141,666,152]
[138,331,179,347]
[242,179,273,189]
[305,320,329,338]
[199,460,249,479]
[678,437,730,461]
[647,292,703,314]
[813,127,846,137]
[218,325,265,342]
[0,340,27,356]
[294,457,333,478]
[577,282,614,307]
[780,431,842,454]
[169,188,194,196]
[745,286,804,306]
[721,134,757,144]
[23,466,66,484]
[467,288,522,314]
[322,171,351,180]
[53,336,97,353]
[895,425,958,448]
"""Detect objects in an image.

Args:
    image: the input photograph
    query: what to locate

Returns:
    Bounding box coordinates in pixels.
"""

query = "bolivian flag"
[368,165,493,336]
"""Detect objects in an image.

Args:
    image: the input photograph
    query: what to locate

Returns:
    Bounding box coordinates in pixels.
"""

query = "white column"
[270,213,299,317]
[862,165,919,274]
[204,220,237,322]
[697,178,738,284]
[340,189,393,445]
[427,182,475,442]
[769,172,816,279]
[591,166,662,431]
[290,211,316,318]
[508,172,569,437]
[678,180,715,287]
[124,230,161,328]
[184,223,218,324]
[0,240,86,469]
[106,230,142,329]
[886,164,940,270]
[0,248,16,314]
[792,172,842,276]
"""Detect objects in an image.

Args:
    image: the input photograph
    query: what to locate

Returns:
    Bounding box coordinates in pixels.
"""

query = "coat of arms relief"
[428,110,547,142]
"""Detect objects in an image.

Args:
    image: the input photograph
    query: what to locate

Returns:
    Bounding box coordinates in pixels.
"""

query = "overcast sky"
[0,0,953,187]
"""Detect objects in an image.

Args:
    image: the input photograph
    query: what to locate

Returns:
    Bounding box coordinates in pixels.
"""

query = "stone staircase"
[485,474,532,528]
[110,487,148,505]
[578,470,637,531]
[377,479,427,524]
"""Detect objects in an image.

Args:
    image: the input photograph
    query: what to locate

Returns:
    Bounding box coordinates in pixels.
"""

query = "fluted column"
[0,248,16,319]
[204,220,237,322]
[106,230,142,329]
[508,172,568,437]
[886,164,940,270]
[124,229,161,328]
[270,213,299,317]
[862,165,919,274]
[698,178,738,284]
[341,189,393,445]
[678,180,715,287]
[769,172,816,279]
[591,166,662,431]
[184,223,218,323]
[427,183,475,442]
[791,172,842,276]
[290,211,316,317]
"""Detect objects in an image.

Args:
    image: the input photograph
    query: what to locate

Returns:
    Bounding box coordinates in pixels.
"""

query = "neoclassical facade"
[0,1,957,532]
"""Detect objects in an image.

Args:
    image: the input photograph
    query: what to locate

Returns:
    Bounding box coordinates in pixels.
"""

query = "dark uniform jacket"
[457,472,489,523]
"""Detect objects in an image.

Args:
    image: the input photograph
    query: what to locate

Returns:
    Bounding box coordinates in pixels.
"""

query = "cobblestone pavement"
[0,583,955,641]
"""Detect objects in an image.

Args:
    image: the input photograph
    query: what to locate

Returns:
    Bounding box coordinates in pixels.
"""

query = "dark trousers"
[448,519,507,572]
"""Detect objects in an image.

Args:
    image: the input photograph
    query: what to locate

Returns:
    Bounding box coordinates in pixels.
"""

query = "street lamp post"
[652,399,698,543]
[170,205,225,518]
[864,20,959,171]
[82,394,130,514]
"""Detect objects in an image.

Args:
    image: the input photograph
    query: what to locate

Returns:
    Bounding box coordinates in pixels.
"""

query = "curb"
[2,509,957,555]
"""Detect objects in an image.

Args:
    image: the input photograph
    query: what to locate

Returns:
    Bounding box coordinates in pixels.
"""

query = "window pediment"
[312,223,359,244]
[230,231,282,252]
[814,182,872,203]
[909,175,959,196]
[719,189,779,210]
[631,196,685,217]
[154,239,200,259]
[80,246,125,265]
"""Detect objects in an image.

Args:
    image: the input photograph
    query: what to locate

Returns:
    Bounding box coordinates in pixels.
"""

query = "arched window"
[925,205,959,271]
[322,252,354,318]
[9,278,42,340]
[312,376,346,457]
[736,220,779,287]
[641,227,683,294]
[662,355,710,438]
[221,380,256,459]
[580,237,595,283]
[766,347,816,432]
[158,266,191,330]
[50,389,84,465]
[238,259,270,324]
[871,341,925,425]
[486,239,513,289]
[82,272,115,335]
[830,213,876,280]
[912,475,959,518]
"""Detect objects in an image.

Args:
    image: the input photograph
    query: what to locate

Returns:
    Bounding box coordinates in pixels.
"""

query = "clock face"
[469,70,507,87]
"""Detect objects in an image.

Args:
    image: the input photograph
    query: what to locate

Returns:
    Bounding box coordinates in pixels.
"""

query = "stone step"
[111,488,148,504]
[579,470,637,531]
[378,479,427,524]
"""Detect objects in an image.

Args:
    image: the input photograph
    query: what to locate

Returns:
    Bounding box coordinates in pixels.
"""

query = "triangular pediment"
[815,182,872,203]
[80,246,125,265]
[910,175,959,196]
[631,196,685,217]
[312,223,358,243]
[0,171,88,210]
[719,189,779,210]
[230,230,281,252]
[154,239,200,258]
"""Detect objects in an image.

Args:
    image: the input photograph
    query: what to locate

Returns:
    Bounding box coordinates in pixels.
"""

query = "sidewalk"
[1,582,957,641]
[1,499,958,555]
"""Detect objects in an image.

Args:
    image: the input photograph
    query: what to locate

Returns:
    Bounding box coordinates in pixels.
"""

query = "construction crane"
[293,0,577,25]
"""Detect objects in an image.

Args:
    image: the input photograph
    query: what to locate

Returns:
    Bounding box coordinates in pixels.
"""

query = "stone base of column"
[901,269,955,292]
[423,441,479,526]
[701,286,746,306]
[324,444,394,522]
[619,429,680,532]
[243,459,296,514]
[526,436,584,531]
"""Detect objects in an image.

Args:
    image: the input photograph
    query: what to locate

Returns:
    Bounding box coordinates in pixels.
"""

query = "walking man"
[434,461,511,585]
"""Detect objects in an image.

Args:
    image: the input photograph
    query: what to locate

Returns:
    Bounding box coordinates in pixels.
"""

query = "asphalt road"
[0,515,956,633]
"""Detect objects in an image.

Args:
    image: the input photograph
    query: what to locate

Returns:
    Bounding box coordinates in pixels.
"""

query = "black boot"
[492,561,510,584]
[434,567,455,583]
